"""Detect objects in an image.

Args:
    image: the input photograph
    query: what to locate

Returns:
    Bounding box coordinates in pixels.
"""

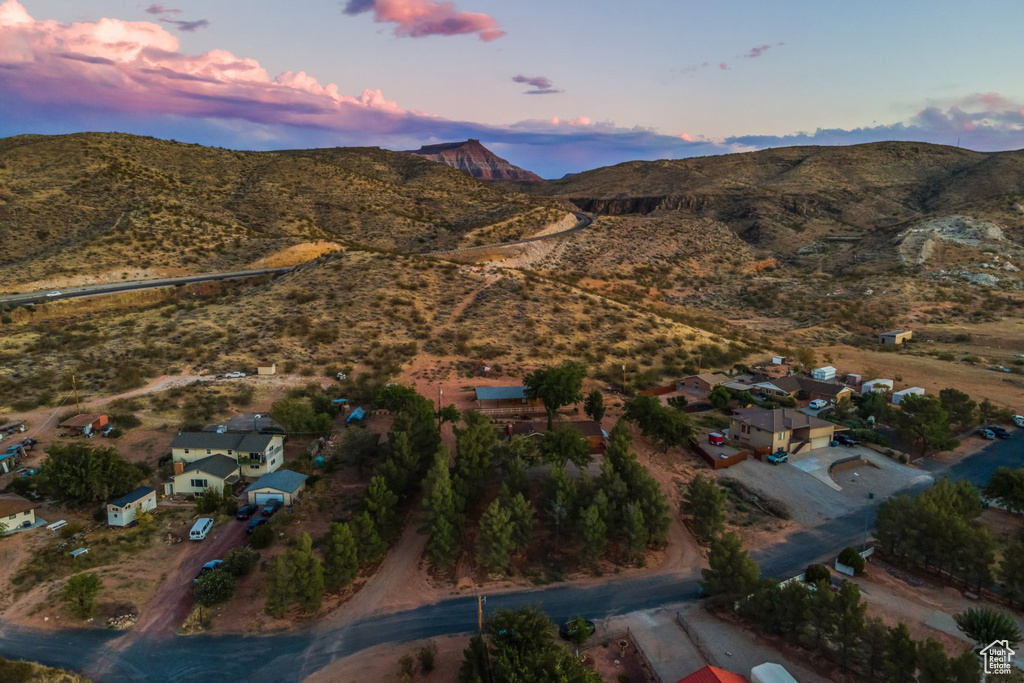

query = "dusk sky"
[2,0,1023,177]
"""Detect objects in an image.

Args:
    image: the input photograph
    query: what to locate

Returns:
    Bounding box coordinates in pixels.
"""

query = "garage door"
[254,492,285,505]
[810,436,831,450]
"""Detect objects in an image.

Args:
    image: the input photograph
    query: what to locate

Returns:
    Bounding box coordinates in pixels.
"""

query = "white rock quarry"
[894,215,1009,265]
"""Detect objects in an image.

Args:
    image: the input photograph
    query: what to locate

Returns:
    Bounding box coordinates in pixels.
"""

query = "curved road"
[426,210,592,255]
[0,267,296,306]
[0,437,1018,681]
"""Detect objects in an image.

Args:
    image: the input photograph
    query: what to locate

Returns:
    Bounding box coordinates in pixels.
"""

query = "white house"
[891,387,926,405]
[245,470,309,506]
[165,455,241,496]
[0,493,37,533]
[862,379,894,393]
[170,432,285,477]
[107,487,157,527]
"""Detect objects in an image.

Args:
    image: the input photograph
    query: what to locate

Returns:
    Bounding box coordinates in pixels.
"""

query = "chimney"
[173,461,185,476]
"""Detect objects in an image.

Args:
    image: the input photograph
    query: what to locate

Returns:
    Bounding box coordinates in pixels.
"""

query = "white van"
[189,518,214,541]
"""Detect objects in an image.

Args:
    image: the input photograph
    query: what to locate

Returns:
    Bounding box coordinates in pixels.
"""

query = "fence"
[475,406,547,417]
[625,627,662,683]
[675,612,713,667]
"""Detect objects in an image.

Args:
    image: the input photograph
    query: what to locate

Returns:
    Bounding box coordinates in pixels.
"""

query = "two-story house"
[729,407,839,455]
[164,432,285,497]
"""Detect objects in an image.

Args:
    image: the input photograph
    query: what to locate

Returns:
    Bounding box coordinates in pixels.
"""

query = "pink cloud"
[342,0,503,41]
[678,133,694,141]
[744,44,771,58]
[719,62,729,70]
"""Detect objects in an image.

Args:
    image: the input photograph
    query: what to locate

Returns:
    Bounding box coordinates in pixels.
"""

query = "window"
[184,449,190,454]
[206,449,211,455]
[190,478,209,489]
[7,514,15,520]
[228,450,233,455]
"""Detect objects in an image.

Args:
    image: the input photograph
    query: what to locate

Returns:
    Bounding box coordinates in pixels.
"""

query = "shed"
[0,493,38,532]
[245,470,309,506]
[878,330,913,345]
[257,364,276,376]
[811,366,836,381]
[847,373,862,386]
[750,662,797,683]
[891,387,925,405]
[771,356,786,365]
[58,414,108,435]
[107,486,157,527]
[862,379,894,393]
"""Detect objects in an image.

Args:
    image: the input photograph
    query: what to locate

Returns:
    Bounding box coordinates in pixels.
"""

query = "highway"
[0,435,1019,682]
[0,267,296,306]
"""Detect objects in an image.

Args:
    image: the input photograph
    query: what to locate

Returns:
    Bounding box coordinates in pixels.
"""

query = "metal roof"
[59,414,106,428]
[245,470,308,495]
[171,432,275,453]
[109,486,155,508]
[475,386,527,401]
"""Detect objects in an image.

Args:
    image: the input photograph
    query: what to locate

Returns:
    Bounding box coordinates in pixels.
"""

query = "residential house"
[751,376,852,403]
[677,665,749,683]
[245,470,309,506]
[165,454,240,496]
[170,431,285,478]
[474,386,543,411]
[507,420,608,454]
[729,407,839,454]
[879,330,913,345]
[0,493,37,532]
[752,376,802,399]
[58,414,108,436]
[680,373,731,394]
[107,487,157,527]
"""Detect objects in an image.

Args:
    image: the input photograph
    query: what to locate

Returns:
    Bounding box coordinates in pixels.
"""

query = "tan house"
[0,493,37,532]
[753,376,853,403]
[170,432,285,477]
[680,373,731,394]
[879,330,913,345]
[165,455,240,496]
[107,487,157,527]
[729,407,839,454]
[507,420,608,454]
[245,470,308,506]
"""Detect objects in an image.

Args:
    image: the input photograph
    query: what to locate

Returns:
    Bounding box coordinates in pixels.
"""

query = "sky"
[1,0,1023,178]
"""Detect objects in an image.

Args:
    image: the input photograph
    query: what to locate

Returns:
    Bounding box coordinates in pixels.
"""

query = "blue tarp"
[332,398,350,404]
[346,407,366,423]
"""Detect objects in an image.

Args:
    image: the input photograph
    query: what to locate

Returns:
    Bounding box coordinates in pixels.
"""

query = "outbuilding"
[107,487,157,527]
[862,379,894,394]
[810,366,836,381]
[245,470,308,506]
[58,414,108,436]
[878,330,913,346]
[891,387,926,405]
[257,364,276,376]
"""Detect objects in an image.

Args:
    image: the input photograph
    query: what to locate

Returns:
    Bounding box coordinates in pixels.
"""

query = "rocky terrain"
[406,139,542,181]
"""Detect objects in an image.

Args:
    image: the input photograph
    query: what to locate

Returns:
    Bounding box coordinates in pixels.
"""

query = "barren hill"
[406,139,542,181]
[0,133,562,290]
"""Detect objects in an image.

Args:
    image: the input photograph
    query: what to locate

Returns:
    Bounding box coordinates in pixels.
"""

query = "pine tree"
[916,638,950,683]
[365,475,399,540]
[1000,539,1024,607]
[423,448,460,568]
[477,498,515,574]
[954,606,1023,649]
[502,488,535,552]
[833,580,866,667]
[578,503,607,567]
[884,623,917,683]
[777,581,809,642]
[681,474,727,544]
[453,410,498,509]
[948,649,982,683]
[806,579,835,653]
[322,522,359,592]
[862,617,889,679]
[583,389,605,422]
[265,554,294,618]
[378,430,418,498]
[354,510,387,564]
[700,531,760,607]
[290,532,324,613]
[622,501,648,562]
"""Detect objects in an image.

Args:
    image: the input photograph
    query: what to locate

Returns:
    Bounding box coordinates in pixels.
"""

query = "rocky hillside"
[0,133,561,290]
[406,139,542,181]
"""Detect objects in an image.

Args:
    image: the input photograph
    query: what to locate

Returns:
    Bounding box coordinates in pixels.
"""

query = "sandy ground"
[305,634,467,683]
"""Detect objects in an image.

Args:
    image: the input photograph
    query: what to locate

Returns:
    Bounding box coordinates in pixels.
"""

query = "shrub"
[222,547,258,577]
[805,563,831,584]
[417,641,437,673]
[838,547,865,574]
[195,489,223,515]
[249,524,274,549]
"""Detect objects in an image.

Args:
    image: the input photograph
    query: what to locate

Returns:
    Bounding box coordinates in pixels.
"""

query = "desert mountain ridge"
[405,139,542,181]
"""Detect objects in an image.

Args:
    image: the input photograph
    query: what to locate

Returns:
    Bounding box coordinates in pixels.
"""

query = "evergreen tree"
[700,531,760,607]
[984,468,1024,514]
[477,498,515,574]
[806,580,836,653]
[623,394,693,451]
[452,410,498,510]
[746,579,784,635]
[633,474,671,545]
[502,488,535,552]
[423,448,460,568]
[502,454,530,499]
[341,426,381,476]
[322,522,359,592]
[1000,539,1024,607]
[378,430,419,498]
[623,501,648,562]
[948,650,983,683]
[364,475,400,540]
[578,503,608,567]
[265,554,294,618]
[583,389,605,422]
[954,606,1023,649]
[884,623,917,683]
[862,617,889,679]
[354,510,387,564]
[833,580,866,668]
[939,388,978,431]
[193,569,235,607]
[539,426,591,468]
[916,638,950,683]
[777,580,809,642]
[290,532,324,613]
[544,462,577,515]
[890,394,959,458]
[681,474,727,544]
[457,635,489,683]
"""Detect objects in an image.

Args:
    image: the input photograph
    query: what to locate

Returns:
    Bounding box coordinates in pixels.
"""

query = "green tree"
[862,617,889,679]
[939,388,978,431]
[578,503,607,567]
[539,426,591,468]
[379,384,442,467]
[477,498,515,574]
[979,398,997,424]
[805,563,831,584]
[681,474,726,544]
[62,573,102,619]
[806,580,835,653]
[265,554,294,618]
[916,638,951,683]
[452,410,498,510]
[709,385,732,409]
[583,389,605,422]
[565,615,593,655]
[222,546,257,577]
[323,522,359,591]
[377,430,419,498]
[523,361,587,430]
[948,650,983,683]
[195,487,224,515]
[290,532,324,613]
[341,426,381,476]
[502,488,535,552]
[701,531,760,607]
[422,447,460,568]
[354,510,387,564]
[193,569,236,607]
[364,475,400,540]
[891,394,959,458]
[984,468,1024,514]
[477,606,601,683]
[37,443,144,506]
[778,580,810,641]
[437,403,461,429]
[457,635,489,683]
[623,394,693,451]
[884,623,918,683]
[858,391,890,422]
[269,397,332,435]
[837,547,865,574]
[795,346,816,369]
[1000,539,1024,607]
[667,395,689,410]
[833,580,866,667]
[249,523,273,550]
[954,606,1023,649]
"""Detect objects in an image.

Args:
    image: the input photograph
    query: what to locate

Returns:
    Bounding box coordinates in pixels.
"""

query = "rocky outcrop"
[406,140,542,181]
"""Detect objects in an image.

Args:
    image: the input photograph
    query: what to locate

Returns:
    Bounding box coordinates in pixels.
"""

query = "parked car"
[979,428,996,440]
[835,433,859,447]
[101,425,115,437]
[808,399,828,410]
[246,517,268,534]
[236,504,259,520]
[767,450,788,465]
[992,426,1011,439]
[193,559,223,583]
[1014,415,1024,428]
[261,499,282,517]
[558,618,596,641]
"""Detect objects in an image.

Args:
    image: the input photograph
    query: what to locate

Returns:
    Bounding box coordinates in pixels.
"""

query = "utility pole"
[71,373,81,414]
[622,364,626,394]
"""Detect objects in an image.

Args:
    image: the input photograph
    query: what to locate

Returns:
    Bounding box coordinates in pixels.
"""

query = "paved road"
[0,436,1019,681]
[426,211,592,255]
[0,267,295,306]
